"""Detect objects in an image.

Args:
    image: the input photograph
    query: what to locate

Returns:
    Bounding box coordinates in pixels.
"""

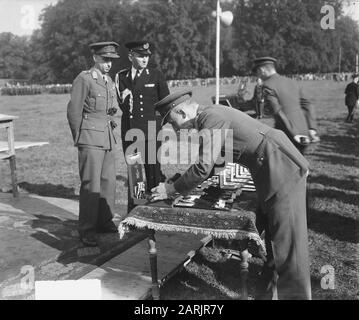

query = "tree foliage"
[0,0,358,83]
[0,33,31,79]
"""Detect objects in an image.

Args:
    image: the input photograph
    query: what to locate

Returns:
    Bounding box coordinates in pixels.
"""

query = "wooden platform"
[0,192,208,300]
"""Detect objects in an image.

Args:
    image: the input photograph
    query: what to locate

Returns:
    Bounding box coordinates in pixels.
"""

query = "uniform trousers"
[346,103,356,122]
[256,175,311,300]
[78,147,116,236]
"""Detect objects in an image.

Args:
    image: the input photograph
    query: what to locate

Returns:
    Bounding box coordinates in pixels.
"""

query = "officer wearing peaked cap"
[152,90,312,300]
[154,89,193,126]
[344,73,359,123]
[251,57,277,73]
[67,41,120,247]
[115,40,170,213]
[252,56,320,154]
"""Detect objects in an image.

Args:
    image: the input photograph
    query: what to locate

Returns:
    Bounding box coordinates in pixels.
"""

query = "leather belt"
[83,113,112,120]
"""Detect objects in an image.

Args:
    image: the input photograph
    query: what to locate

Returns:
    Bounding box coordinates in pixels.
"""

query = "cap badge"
[143,43,149,49]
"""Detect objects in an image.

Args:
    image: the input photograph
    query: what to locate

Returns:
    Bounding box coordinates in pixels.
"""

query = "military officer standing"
[115,41,169,212]
[253,57,320,154]
[151,90,312,300]
[252,77,265,119]
[67,42,120,247]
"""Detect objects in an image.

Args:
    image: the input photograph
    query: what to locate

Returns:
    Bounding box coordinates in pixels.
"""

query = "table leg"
[9,155,18,197]
[148,230,160,300]
[239,249,250,300]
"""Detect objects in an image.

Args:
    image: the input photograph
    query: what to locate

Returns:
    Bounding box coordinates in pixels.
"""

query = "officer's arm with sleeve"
[115,71,132,114]
[67,75,89,143]
[299,87,320,142]
[173,114,230,195]
[150,113,230,201]
[299,87,317,130]
[263,86,303,141]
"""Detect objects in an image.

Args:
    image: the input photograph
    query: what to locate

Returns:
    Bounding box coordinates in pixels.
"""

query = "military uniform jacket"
[67,68,118,150]
[173,105,309,204]
[115,67,169,141]
[263,73,317,139]
[344,82,359,107]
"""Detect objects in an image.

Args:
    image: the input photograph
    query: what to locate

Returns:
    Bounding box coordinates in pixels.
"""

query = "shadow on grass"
[314,134,359,159]
[18,182,79,200]
[18,174,128,200]
[308,188,359,207]
[310,153,358,167]
[307,208,359,243]
[161,246,265,300]
[308,175,359,191]
[29,212,146,279]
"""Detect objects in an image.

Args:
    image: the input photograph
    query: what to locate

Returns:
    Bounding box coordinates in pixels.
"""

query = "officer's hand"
[309,129,320,143]
[150,182,176,202]
[294,135,310,145]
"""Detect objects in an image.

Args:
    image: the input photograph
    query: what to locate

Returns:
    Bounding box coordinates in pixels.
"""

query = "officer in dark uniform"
[252,77,265,119]
[115,41,169,212]
[344,73,359,123]
[151,90,312,300]
[67,41,120,247]
[253,57,320,154]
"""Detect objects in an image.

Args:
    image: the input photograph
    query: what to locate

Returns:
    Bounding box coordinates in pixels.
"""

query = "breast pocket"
[144,85,157,99]
[95,94,106,111]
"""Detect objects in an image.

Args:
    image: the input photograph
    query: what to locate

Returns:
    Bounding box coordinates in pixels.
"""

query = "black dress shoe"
[80,235,98,247]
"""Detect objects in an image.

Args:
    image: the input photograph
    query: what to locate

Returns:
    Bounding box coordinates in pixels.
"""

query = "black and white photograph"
[0,0,358,305]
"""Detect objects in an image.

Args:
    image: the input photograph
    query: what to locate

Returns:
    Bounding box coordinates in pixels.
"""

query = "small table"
[120,193,266,300]
[0,114,49,197]
[0,114,19,197]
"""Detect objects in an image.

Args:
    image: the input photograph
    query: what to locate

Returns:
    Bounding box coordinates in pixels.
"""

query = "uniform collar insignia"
[146,69,149,75]
[91,69,98,79]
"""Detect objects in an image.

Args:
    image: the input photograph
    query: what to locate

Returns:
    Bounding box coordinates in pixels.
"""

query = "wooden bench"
[0,114,48,197]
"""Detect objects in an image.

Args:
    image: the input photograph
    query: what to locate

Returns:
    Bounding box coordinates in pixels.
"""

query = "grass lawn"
[0,80,358,300]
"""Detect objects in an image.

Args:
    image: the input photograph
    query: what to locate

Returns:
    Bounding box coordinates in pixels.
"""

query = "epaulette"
[118,68,129,74]
[91,70,98,79]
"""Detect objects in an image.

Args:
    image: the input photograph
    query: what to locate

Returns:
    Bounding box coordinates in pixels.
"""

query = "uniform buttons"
[130,115,133,119]
[140,108,143,111]
[98,94,101,96]
[140,95,143,98]
[141,115,144,118]
[140,102,143,105]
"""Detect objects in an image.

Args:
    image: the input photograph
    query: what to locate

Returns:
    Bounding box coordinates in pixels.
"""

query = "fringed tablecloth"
[119,201,266,257]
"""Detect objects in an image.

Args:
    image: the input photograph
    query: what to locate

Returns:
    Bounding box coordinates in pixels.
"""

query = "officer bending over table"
[150,90,312,300]
[67,42,120,247]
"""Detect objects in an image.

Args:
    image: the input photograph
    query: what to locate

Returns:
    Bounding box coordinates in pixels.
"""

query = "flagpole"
[215,0,221,105]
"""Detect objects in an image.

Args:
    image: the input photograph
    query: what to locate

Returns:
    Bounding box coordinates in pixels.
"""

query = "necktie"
[133,70,140,84]
[102,75,108,84]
